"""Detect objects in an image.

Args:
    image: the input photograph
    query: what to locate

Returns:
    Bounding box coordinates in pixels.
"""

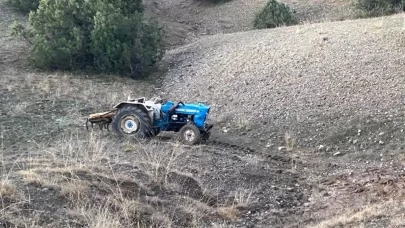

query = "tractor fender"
[113,102,154,122]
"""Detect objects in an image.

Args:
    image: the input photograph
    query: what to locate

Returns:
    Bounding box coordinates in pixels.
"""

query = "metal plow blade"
[85,109,116,131]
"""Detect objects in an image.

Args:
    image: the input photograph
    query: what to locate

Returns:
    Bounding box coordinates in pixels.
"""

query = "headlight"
[171,114,178,121]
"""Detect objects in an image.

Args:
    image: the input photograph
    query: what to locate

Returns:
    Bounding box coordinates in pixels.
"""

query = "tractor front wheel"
[179,124,201,145]
[112,106,153,139]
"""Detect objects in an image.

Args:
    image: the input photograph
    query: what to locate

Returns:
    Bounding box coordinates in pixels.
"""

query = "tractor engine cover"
[161,101,211,129]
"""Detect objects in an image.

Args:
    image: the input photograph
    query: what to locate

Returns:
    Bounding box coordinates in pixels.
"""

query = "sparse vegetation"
[253,0,298,29]
[0,180,16,198]
[10,0,164,78]
[311,200,405,228]
[356,0,404,17]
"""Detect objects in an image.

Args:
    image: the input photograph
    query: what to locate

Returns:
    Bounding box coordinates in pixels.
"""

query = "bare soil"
[158,12,405,227]
[161,14,405,152]
[144,0,358,48]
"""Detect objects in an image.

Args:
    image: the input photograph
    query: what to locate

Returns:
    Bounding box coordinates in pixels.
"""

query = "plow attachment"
[85,109,116,131]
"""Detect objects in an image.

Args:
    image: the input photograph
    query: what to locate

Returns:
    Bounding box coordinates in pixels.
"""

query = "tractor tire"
[111,106,153,139]
[179,124,201,145]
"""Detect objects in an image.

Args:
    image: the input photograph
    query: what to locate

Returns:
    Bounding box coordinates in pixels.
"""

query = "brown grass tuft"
[18,170,45,186]
[79,204,123,228]
[0,180,16,198]
[60,180,89,202]
[217,206,240,221]
[311,200,405,228]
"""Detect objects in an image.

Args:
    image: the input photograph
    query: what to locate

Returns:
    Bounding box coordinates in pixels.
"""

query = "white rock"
[333,151,342,156]
[278,146,286,151]
[318,145,326,151]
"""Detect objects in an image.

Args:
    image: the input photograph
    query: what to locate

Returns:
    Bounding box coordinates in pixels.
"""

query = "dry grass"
[60,180,89,202]
[0,180,16,198]
[390,213,405,227]
[1,130,228,227]
[125,139,187,184]
[232,187,254,207]
[217,206,240,221]
[310,200,405,228]
[18,169,46,186]
[77,204,123,228]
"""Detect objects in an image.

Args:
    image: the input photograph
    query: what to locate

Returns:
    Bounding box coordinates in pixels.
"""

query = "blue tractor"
[86,97,213,145]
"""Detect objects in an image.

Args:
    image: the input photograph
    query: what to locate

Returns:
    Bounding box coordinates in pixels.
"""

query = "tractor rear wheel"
[112,106,153,139]
[179,124,201,145]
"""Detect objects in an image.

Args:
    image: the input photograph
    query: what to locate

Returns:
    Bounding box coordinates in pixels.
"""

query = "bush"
[6,0,39,13]
[11,0,164,78]
[253,0,298,29]
[357,0,404,16]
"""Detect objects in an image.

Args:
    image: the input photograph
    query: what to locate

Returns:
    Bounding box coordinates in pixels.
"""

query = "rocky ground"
[161,14,405,152]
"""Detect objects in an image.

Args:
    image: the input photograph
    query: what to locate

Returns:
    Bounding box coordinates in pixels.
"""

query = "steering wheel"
[168,101,185,113]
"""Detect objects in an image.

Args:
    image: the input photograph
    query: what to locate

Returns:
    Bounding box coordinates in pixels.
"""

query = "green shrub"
[253,0,298,29]
[11,0,164,78]
[356,0,404,16]
[6,0,39,13]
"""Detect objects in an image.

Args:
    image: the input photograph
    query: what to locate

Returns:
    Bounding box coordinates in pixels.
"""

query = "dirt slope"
[2,0,405,226]
[161,14,405,150]
[0,1,308,227]
[144,0,357,48]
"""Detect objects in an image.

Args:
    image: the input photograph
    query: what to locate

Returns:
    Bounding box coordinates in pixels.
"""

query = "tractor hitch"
[85,109,116,131]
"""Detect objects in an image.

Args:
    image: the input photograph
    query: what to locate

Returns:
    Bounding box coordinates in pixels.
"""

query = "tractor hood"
[161,101,211,115]
[175,103,210,113]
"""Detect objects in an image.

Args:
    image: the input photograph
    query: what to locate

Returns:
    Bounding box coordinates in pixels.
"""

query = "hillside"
[1,0,405,227]
[161,14,405,151]
[0,1,307,227]
[144,0,357,48]
[159,14,405,227]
